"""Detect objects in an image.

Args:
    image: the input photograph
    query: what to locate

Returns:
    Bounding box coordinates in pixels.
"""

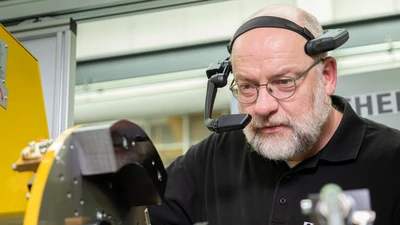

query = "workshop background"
[2,0,400,166]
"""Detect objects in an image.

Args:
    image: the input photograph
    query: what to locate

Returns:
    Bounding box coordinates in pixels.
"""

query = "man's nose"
[253,87,279,116]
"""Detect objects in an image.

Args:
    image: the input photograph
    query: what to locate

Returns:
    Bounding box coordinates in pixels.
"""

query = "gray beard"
[242,77,332,161]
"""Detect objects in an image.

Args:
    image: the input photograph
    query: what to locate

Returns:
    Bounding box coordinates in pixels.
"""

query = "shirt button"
[285,174,292,179]
[279,197,287,205]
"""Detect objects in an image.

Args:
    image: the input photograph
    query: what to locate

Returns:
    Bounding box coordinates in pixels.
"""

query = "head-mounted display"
[204,16,349,133]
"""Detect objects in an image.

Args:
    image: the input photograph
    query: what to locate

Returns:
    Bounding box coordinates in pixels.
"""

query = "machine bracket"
[0,38,8,109]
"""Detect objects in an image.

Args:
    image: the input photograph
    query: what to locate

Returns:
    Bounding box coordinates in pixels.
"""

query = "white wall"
[73,0,400,124]
[76,0,295,61]
[76,0,400,62]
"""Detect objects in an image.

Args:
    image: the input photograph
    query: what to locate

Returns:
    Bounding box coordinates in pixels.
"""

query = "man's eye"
[271,78,294,86]
[239,84,253,90]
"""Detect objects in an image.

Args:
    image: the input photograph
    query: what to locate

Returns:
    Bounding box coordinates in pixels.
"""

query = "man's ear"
[321,56,337,96]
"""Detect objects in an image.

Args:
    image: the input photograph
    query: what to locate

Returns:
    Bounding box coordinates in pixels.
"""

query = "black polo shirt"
[148,96,400,225]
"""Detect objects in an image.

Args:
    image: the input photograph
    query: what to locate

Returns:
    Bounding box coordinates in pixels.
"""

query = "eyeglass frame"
[229,58,324,104]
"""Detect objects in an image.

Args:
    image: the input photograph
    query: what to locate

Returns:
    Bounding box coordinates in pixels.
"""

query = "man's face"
[231,28,332,161]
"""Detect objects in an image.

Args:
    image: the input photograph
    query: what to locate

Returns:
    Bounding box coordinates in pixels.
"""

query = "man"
[148,4,400,225]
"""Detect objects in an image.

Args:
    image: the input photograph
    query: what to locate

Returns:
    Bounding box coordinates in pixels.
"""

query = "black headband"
[227,16,315,53]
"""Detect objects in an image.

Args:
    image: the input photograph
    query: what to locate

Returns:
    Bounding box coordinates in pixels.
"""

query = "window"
[134,110,228,166]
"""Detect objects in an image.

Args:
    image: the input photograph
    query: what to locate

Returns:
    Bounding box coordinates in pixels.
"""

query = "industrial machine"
[0,24,167,225]
[300,184,376,225]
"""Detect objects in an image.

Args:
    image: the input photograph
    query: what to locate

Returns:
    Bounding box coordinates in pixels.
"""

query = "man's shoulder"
[335,94,400,152]
[361,118,400,153]
[363,118,400,139]
[166,130,248,180]
[189,130,247,156]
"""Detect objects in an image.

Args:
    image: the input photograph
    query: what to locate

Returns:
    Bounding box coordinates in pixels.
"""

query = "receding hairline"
[243,4,323,38]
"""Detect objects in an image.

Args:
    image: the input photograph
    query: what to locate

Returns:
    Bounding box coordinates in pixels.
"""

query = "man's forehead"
[231,28,308,59]
[232,55,310,80]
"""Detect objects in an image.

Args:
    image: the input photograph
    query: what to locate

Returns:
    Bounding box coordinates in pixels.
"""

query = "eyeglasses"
[229,58,324,104]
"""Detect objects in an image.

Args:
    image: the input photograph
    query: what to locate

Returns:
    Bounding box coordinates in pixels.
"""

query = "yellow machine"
[0,23,49,223]
[0,24,166,225]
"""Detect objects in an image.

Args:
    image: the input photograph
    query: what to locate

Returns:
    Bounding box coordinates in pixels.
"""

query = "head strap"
[227,16,315,53]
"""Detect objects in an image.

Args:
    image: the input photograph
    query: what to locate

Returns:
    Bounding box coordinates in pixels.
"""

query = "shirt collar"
[318,95,367,162]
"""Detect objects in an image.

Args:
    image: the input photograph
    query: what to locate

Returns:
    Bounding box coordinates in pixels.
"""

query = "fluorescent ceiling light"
[332,40,400,76]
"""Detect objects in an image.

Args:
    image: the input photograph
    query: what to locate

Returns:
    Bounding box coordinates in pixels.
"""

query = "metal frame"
[0,37,8,109]
[6,18,77,139]
[0,0,228,25]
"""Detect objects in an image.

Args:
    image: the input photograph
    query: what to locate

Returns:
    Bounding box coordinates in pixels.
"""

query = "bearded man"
[148,4,400,225]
